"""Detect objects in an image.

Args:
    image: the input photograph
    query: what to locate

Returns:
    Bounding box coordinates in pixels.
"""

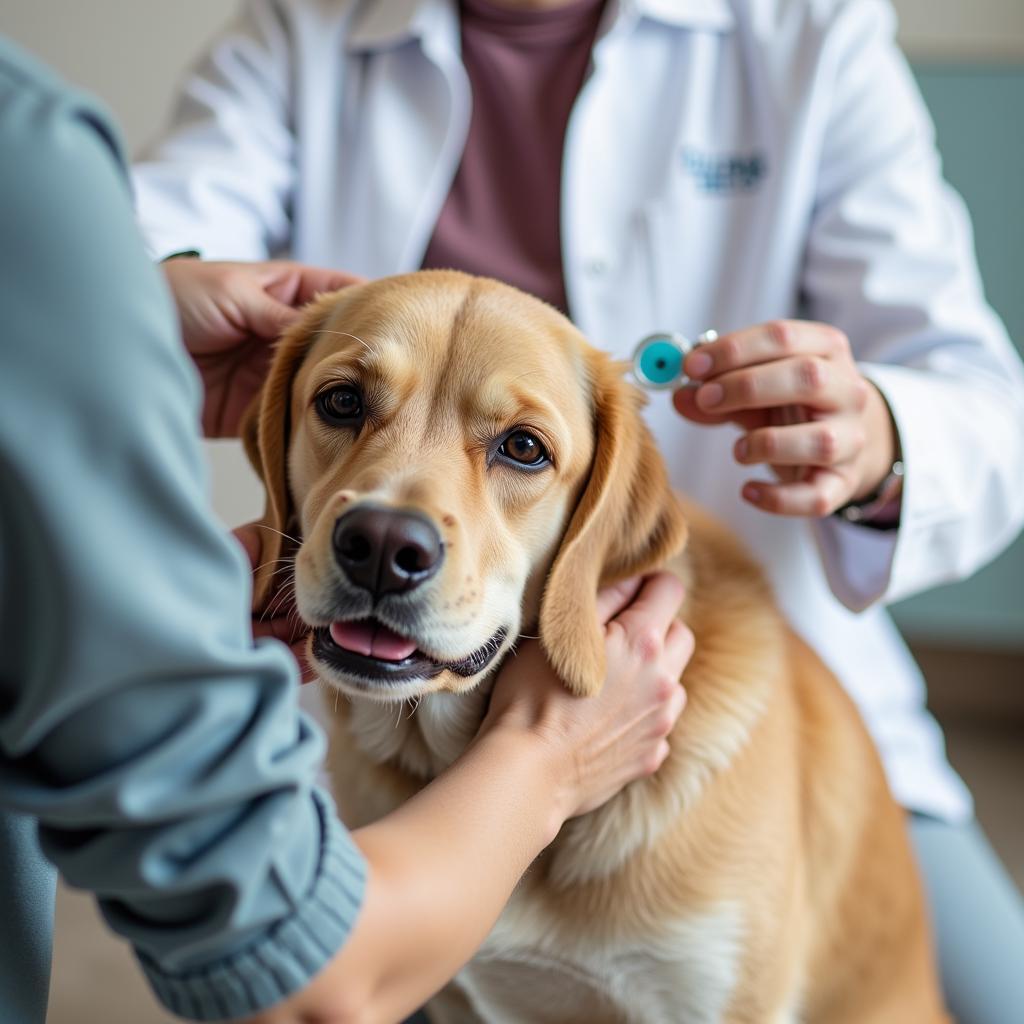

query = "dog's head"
[245,271,686,702]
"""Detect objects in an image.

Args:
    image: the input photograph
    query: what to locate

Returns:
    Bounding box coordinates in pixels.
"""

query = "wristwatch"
[161,249,202,261]
[835,457,904,528]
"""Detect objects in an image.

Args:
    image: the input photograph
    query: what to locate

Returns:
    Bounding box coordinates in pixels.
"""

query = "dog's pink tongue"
[329,621,418,661]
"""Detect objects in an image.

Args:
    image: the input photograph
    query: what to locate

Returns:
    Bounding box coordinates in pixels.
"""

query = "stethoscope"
[631,330,718,390]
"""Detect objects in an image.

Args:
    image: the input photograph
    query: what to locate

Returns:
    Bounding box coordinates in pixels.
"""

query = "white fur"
[431,903,746,1024]
[343,683,488,778]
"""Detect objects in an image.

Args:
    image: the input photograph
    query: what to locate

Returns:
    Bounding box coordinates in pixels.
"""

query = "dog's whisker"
[263,581,294,614]
[262,579,298,621]
[313,329,372,353]
[270,590,298,618]
[254,524,302,545]
[254,557,297,574]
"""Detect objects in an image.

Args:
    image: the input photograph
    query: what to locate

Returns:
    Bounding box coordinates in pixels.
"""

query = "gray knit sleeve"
[0,40,364,1021]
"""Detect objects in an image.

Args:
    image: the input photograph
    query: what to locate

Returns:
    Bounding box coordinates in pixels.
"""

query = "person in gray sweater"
[0,38,690,1024]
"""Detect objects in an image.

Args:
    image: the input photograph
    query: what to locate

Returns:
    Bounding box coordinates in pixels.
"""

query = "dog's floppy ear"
[243,293,340,608]
[539,350,688,696]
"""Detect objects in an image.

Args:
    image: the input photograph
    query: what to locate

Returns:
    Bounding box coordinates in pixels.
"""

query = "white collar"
[346,0,734,53]
[629,0,735,30]
[347,0,451,53]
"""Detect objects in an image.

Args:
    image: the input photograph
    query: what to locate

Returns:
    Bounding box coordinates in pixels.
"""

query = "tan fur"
[245,270,949,1022]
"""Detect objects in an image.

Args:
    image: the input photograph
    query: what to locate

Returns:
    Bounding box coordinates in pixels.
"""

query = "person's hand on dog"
[483,572,691,822]
[163,258,361,437]
[233,520,314,681]
[672,320,898,517]
[234,572,690,1024]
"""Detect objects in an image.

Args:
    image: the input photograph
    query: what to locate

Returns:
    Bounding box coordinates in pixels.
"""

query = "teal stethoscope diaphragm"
[631,330,718,389]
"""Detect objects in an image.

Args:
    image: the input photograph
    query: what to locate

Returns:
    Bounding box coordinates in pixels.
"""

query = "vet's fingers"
[671,385,768,431]
[295,637,316,682]
[235,522,313,678]
[734,419,864,469]
[683,320,850,381]
[232,521,264,571]
[594,575,644,624]
[609,572,686,647]
[741,470,851,517]
[291,265,364,304]
[252,613,303,645]
[693,357,865,416]
[252,617,315,681]
[262,261,365,306]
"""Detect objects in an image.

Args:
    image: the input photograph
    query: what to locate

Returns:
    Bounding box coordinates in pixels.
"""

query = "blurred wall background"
[1,4,1021,1022]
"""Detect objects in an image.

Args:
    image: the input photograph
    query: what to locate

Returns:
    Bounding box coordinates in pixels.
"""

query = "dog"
[244,270,948,1023]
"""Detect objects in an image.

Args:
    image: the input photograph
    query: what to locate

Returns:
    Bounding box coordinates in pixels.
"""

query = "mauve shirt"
[421,0,606,312]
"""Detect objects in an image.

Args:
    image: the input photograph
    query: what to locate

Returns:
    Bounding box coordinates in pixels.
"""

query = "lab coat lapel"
[341,0,470,277]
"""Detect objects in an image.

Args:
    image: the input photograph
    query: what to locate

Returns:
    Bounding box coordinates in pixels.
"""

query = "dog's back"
[421,503,947,1023]
[245,271,948,1022]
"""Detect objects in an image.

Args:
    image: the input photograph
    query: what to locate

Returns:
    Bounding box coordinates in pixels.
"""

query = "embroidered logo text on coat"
[681,146,767,194]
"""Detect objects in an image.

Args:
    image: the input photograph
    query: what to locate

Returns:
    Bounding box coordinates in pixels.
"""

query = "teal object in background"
[890,66,1024,650]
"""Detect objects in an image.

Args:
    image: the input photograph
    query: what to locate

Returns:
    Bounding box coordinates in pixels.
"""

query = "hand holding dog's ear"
[163,258,361,438]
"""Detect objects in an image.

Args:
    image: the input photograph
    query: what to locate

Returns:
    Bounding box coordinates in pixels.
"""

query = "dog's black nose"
[333,504,443,597]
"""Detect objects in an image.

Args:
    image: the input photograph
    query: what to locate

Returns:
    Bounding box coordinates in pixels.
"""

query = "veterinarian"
[0,37,694,1024]
[131,0,1024,1020]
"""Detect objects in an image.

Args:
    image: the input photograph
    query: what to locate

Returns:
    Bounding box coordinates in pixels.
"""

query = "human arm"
[675,0,1024,610]
[0,59,365,1019]
[240,575,692,1024]
[0,57,690,1024]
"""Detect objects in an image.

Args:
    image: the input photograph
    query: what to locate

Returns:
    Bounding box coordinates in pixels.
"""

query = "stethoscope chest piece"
[631,330,718,390]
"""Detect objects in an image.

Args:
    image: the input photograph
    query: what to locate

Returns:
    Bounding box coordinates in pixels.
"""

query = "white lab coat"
[134,0,1024,821]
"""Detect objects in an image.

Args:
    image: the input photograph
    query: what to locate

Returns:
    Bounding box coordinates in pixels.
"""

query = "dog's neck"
[343,673,497,779]
[339,594,548,779]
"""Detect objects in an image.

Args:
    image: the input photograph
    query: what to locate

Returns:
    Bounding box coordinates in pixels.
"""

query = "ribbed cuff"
[138,790,366,1021]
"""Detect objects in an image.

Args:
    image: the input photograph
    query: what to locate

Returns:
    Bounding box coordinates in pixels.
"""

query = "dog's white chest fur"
[431,904,745,1024]
[343,695,749,1023]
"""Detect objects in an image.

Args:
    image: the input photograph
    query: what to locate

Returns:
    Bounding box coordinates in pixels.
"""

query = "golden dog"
[245,270,948,1023]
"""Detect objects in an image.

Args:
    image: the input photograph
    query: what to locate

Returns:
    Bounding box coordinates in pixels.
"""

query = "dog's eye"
[499,430,550,468]
[316,385,363,424]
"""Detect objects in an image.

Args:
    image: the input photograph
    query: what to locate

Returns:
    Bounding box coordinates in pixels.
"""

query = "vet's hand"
[233,521,314,681]
[163,259,361,437]
[672,320,897,516]
[484,572,691,821]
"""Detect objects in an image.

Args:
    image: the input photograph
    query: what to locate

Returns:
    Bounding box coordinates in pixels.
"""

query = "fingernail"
[743,484,762,503]
[735,437,749,461]
[697,382,723,409]
[686,351,713,379]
